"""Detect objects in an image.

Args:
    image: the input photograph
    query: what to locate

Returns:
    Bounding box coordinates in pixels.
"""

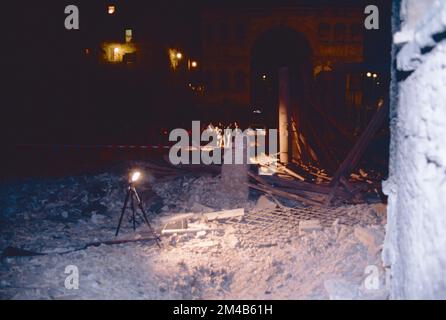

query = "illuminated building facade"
[199,6,366,113]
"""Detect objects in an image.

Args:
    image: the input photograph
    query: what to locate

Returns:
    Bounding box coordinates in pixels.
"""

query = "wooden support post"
[278,67,290,164]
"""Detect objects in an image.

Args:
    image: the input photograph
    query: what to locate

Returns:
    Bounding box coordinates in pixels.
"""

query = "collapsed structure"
[2,0,446,301]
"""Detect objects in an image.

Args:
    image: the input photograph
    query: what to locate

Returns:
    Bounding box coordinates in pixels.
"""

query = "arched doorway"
[250,27,312,126]
[250,27,313,162]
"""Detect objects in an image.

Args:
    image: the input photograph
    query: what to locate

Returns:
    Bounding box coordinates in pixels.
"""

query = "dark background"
[4,0,391,145]
[1,0,391,179]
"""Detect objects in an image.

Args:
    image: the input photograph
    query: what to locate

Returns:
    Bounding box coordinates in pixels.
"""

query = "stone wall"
[383,0,446,299]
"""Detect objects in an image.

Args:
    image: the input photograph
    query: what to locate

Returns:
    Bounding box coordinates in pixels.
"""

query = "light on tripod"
[131,171,141,183]
[116,169,161,247]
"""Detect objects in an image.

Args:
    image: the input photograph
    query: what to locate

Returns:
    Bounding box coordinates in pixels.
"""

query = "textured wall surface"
[383,0,446,299]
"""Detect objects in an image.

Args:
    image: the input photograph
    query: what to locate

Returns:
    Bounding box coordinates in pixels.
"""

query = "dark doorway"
[250,27,312,129]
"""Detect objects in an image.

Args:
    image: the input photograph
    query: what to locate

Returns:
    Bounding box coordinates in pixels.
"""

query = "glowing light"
[191,61,198,68]
[168,49,184,69]
[102,42,137,63]
[131,171,141,182]
[108,5,115,14]
[366,72,372,78]
[125,29,132,43]
[262,74,267,80]
[373,73,378,78]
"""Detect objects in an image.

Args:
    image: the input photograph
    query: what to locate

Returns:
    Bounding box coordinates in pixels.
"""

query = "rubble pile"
[0,161,388,300]
[152,174,253,213]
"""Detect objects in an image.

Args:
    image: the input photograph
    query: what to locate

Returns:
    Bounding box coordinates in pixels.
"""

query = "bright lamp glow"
[191,61,197,68]
[131,171,141,182]
[114,47,120,53]
[373,73,378,78]
[366,72,372,78]
[176,52,182,59]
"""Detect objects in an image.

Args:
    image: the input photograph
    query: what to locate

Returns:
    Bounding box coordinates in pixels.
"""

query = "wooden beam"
[247,182,323,206]
[324,103,388,206]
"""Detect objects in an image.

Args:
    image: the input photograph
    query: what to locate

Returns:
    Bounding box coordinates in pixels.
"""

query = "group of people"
[204,122,242,148]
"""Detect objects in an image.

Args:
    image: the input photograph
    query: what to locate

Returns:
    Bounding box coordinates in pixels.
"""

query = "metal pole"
[130,190,136,231]
[133,188,162,248]
[115,186,131,237]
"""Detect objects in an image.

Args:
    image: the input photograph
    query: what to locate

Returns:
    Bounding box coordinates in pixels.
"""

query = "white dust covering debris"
[0,163,388,299]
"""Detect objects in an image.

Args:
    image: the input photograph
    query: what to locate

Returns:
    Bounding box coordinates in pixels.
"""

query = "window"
[318,23,330,41]
[219,23,229,44]
[204,24,214,45]
[219,71,230,91]
[350,24,362,42]
[125,29,132,43]
[348,73,361,91]
[234,70,247,91]
[123,52,137,64]
[345,73,362,110]
[235,24,247,43]
[204,70,215,92]
[334,23,347,42]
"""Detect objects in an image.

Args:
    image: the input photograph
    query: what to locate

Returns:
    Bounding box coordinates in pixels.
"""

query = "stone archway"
[250,27,315,164]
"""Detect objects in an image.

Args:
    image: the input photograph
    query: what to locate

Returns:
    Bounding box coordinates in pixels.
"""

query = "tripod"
[115,183,162,248]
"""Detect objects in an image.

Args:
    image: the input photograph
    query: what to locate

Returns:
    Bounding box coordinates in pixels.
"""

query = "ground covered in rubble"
[0,162,388,299]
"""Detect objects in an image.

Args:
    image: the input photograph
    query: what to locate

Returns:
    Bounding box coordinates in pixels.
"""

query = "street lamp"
[176,52,183,59]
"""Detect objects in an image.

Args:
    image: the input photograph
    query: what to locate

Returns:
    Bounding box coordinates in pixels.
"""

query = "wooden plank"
[289,161,332,182]
[277,186,326,202]
[340,176,355,194]
[277,163,305,181]
[250,171,348,197]
[324,103,388,206]
[247,182,323,206]
[161,228,215,235]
